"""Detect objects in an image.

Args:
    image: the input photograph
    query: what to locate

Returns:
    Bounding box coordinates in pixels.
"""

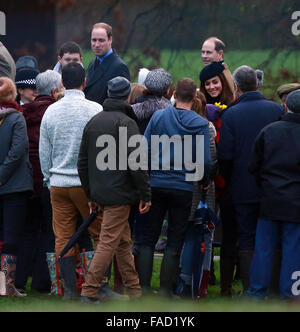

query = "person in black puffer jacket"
[247,89,300,300]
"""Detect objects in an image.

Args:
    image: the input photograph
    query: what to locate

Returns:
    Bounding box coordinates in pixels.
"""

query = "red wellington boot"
[198,270,210,298]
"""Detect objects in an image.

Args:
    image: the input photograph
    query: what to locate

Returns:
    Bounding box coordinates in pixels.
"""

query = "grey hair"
[233,65,258,92]
[36,70,62,96]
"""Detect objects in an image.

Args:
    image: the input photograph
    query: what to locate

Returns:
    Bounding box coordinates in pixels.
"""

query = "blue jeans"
[248,218,300,299]
[180,225,214,285]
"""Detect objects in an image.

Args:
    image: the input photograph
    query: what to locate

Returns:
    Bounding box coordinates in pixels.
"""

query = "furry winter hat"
[0,77,17,103]
[144,68,172,95]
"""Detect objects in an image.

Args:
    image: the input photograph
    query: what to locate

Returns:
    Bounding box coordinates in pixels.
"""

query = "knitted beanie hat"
[144,68,172,95]
[107,76,131,100]
[15,69,38,89]
[0,77,17,103]
[199,61,225,82]
[286,89,300,113]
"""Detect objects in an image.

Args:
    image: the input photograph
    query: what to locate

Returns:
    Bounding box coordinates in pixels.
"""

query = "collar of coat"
[103,98,138,122]
[282,112,300,124]
[230,91,265,107]
[0,107,19,120]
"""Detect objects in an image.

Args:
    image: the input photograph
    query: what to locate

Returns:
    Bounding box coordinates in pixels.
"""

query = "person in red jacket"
[15,70,63,293]
[199,62,237,296]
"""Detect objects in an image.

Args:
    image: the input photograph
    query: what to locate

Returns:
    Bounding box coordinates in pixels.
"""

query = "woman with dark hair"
[200,62,234,107]
[15,69,39,106]
[199,62,238,297]
[0,77,33,297]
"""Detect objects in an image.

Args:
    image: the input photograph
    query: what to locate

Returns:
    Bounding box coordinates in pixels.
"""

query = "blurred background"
[1,0,300,100]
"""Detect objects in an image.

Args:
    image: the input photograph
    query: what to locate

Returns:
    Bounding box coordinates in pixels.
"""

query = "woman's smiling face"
[204,76,223,98]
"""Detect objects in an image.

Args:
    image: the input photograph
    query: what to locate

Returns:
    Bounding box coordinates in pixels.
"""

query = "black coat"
[218,91,284,204]
[249,113,300,224]
[78,98,151,206]
[0,108,33,195]
[84,50,130,105]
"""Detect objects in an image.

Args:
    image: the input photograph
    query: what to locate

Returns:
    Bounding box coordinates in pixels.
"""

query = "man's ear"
[82,77,87,90]
[218,50,224,61]
[58,56,62,63]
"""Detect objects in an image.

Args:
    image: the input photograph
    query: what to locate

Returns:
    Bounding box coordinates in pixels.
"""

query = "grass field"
[1,256,299,312]
[83,48,300,101]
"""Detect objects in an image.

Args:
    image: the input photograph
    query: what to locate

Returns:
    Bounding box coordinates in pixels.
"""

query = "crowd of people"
[0,22,300,304]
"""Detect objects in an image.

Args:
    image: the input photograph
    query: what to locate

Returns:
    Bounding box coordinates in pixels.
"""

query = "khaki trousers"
[81,205,141,299]
[50,187,101,257]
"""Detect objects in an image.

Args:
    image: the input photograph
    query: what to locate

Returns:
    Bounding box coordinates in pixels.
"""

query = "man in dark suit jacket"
[84,22,130,105]
[218,65,284,295]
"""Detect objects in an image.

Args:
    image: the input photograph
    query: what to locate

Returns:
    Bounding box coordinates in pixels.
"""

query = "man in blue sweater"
[137,78,211,297]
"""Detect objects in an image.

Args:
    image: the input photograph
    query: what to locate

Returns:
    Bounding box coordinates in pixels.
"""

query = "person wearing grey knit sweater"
[39,63,102,300]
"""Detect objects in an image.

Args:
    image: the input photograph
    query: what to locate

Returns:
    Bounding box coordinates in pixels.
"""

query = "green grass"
[1,257,299,312]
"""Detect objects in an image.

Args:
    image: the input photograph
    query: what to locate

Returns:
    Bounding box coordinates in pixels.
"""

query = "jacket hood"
[22,95,55,126]
[164,105,208,134]
[0,107,19,120]
[103,98,138,122]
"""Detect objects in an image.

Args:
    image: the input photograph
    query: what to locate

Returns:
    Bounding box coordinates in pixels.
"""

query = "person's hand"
[88,201,100,214]
[139,201,151,214]
[203,184,211,192]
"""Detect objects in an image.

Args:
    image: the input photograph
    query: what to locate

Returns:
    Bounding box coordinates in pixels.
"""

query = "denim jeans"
[180,225,214,284]
[248,218,300,299]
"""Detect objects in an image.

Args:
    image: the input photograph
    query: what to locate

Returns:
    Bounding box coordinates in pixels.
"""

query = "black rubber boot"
[238,250,254,294]
[58,256,78,300]
[160,249,180,297]
[136,246,154,295]
[220,257,236,297]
